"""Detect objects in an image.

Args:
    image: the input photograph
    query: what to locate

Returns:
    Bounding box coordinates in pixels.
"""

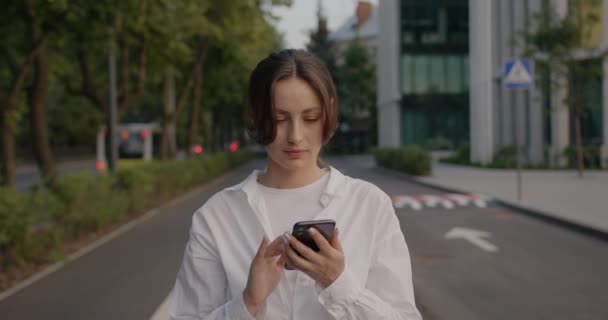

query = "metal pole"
[515,89,523,201]
[108,51,118,173]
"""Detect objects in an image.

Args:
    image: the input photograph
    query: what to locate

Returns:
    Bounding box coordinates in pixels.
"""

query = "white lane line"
[150,291,172,320]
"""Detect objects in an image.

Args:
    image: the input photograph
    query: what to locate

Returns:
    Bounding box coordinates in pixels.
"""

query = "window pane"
[401,55,414,94]
[446,55,461,93]
[413,55,430,94]
[429,55,445,93]
[462,55,469,91]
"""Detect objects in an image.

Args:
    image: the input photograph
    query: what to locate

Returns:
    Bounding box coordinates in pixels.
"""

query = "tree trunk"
[0,115,17,188]
[28,14,56,186]
[187,63,202,156]
[161,70,177,160]
[574,112,584,178]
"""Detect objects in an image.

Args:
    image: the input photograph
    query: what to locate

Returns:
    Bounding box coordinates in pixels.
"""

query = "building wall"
[377,0,607,168]
[377,0,401,147]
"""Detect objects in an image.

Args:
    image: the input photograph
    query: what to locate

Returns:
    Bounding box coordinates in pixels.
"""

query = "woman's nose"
[287,121,303,144]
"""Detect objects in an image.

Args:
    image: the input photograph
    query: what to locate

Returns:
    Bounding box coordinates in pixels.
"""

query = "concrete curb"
[0,164,248,303]
[375,166,608,242]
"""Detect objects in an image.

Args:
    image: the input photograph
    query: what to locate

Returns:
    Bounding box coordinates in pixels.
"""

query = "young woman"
[169,49,422,319]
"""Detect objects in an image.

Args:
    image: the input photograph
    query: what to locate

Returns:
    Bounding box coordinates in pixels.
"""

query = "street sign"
[504,58,533,89]
[503,58,533,201]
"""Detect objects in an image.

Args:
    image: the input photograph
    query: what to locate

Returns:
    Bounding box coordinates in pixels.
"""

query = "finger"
[308,228,332,253]
[255,235,269,258]
[276,253,286,268]
[285,242,316,271]
[265,236,286,258]
[284,232,321,264]
[330,227,343,252]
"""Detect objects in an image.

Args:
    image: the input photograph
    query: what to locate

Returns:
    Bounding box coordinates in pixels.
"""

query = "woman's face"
[265,76,324,172]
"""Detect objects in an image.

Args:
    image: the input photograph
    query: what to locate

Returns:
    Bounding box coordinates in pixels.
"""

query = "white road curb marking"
[391,193,491,211]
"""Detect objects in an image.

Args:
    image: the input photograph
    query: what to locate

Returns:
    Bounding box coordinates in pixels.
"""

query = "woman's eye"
[276,118,287,123]
[304,118,320,123]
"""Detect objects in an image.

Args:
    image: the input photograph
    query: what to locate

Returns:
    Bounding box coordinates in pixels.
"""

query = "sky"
[271,0,378,49]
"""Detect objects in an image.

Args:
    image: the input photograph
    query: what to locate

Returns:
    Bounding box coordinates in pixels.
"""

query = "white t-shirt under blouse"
[257,170,330,313]
[256,169,329,237]
[169,166,422,320]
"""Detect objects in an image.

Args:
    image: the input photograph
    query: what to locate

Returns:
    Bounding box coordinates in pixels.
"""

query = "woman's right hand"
[243,235,286,316]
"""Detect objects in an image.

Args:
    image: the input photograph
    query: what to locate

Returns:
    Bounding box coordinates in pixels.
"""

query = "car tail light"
[139,130,148,139]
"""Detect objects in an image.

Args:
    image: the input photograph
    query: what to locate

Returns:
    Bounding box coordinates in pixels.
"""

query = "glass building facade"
[400,0,469,147]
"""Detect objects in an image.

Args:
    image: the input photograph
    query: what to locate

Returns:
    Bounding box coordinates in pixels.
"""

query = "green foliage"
[306,4,337,79]
[563,145,602,169]
[440,145,549,169]
[373,146,431,176]
[426,136,454,151]
[337,39,376,118]
[0,151,253,271]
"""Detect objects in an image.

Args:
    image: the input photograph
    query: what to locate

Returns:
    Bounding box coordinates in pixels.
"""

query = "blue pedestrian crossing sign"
[504,59,533,89]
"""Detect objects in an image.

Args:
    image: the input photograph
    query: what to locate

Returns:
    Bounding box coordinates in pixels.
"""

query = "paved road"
[15,160,96,191]
[1,155,607,319]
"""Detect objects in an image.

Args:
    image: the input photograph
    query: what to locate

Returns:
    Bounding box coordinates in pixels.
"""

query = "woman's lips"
[285,150,306,159]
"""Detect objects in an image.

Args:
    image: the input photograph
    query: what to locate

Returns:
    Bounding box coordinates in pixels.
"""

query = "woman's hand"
[243,235,286,316]
[284,228,344,288]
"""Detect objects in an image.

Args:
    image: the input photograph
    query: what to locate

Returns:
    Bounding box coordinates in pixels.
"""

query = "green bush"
[440,145,549,169]
[563,145,601,169]
[373,146,431,176]
[0,150,253,272]
[426,136,454,151]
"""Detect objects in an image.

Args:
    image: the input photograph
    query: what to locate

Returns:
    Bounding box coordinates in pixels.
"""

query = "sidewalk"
[416,160,608,234]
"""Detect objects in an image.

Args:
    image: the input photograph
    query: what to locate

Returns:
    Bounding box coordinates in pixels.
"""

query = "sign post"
[503,58,534,201]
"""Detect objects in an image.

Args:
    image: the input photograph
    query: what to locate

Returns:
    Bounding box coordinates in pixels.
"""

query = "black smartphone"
[291,219,336,252]
[285,219,336,270]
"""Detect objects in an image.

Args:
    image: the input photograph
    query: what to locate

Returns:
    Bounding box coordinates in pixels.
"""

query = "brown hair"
[247,49,339,146]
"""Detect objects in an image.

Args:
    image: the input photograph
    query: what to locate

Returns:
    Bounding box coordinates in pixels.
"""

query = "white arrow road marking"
[444,227,499,252]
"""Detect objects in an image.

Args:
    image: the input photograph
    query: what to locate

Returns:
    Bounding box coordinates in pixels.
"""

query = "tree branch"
[1,47,19,76]
[5,32,48,112]
[76,49,106,112]
[118,41,147,119]
[175,42,209,116]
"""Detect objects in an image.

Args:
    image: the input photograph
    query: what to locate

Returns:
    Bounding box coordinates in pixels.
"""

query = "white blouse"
[169,167,422,320]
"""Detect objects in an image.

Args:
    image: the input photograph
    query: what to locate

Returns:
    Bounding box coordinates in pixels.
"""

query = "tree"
[335,38,376,152]
[0,1,50,188]
[306,0,337,80]
[25,0,61,187]
[519,0,606,177]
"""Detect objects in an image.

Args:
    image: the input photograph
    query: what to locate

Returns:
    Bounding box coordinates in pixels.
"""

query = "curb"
[0,163,251,303]
[375,166,608,242]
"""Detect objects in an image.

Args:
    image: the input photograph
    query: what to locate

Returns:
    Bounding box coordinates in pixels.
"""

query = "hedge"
[0,150,253,272]
[373,146,431,176]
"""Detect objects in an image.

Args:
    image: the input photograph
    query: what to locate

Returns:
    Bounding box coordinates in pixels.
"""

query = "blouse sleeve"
[169,210,266,320]
[317,194,422,320]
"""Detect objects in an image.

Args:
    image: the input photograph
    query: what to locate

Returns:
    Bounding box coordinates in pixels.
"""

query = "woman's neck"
[258,160,327,189]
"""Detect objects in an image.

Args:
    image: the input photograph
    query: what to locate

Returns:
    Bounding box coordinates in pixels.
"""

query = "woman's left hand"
[283,227,345,288]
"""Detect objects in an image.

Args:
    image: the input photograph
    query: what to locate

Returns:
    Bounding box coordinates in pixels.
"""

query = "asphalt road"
[1,155,607,319]
[15,160,97,191]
